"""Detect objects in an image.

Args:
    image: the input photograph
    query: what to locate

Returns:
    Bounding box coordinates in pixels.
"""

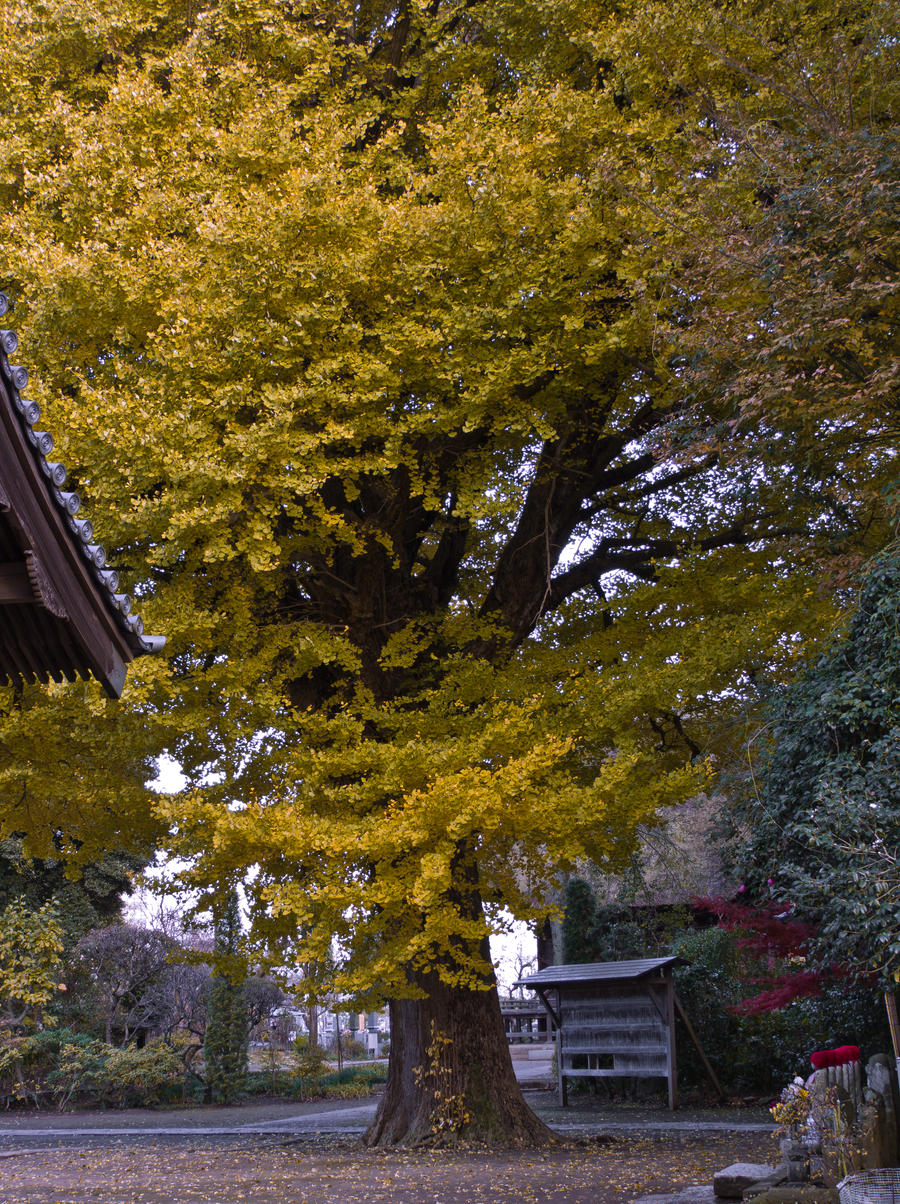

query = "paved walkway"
[0,1090,775,1148]
[508,1044,555,1086]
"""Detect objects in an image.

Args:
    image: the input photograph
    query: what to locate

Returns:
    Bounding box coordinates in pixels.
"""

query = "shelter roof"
[0,292,163,697]
[514,957,683,990]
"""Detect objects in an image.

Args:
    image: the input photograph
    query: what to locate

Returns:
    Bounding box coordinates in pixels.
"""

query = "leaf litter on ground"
[0,1129,775,1203]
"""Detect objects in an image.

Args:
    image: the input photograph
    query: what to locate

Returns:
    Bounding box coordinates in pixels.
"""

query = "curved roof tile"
[0,291,164,697]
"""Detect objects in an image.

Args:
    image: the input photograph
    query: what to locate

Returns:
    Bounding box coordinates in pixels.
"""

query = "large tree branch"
[545,519,807,610]
[0,1007,30,1030]
[588,453,719,518]
[480,391,677,639]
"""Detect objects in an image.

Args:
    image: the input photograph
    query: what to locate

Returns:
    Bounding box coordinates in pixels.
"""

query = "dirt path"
[0,1130,776,1203]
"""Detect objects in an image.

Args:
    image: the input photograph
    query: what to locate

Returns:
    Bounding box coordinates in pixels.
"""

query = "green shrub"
[244,1068,296,1097]
[0,1027,96,1107]
[319,1066,385,1088]
[323,1079,377,1099]
[50,1039,182,1110]
[312,1066,385,1100]
[672,926,742,1089]
[244,1062,384,1101]
[293,1036,329,1094]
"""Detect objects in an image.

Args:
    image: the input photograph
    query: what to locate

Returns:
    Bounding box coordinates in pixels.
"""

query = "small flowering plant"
[770,1076,812,1139]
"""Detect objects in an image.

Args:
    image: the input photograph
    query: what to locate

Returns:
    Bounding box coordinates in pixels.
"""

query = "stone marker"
[713,1163,779,1199]
[867,1055,899,1167]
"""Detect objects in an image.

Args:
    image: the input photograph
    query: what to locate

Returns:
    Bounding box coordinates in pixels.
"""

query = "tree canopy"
[0,898,64,1032]
[0,0,896,1143]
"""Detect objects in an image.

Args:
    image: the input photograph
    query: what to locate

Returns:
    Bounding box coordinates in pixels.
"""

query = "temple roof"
[0,292,164,697]
[514,957,684,990]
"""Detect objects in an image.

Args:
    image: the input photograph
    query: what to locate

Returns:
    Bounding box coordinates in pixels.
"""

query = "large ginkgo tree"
[0,0,894,1144]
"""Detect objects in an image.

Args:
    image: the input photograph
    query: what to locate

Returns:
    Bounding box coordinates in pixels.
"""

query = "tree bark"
[363,959,555,1147]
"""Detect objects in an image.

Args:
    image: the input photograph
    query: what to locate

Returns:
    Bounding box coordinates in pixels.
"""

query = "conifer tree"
[562,879,599,965]
[203,888,248,1105]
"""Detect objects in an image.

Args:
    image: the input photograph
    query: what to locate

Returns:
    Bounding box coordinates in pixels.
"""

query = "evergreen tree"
[737,546,900,980]
[562,879,598,964]
[0,838,149,949]
[203,888,248,1104]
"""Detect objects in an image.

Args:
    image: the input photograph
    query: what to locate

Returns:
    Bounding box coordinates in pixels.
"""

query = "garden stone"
[743,1177,785,1199]
[743,1165,791,1199]
[859,1089,887,1169]
[714,1163,779,1199]
[808,1154,826,1181]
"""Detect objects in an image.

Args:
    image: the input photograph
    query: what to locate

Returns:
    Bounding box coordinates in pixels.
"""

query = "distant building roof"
[0,292,163,697]
[514,957,683,990]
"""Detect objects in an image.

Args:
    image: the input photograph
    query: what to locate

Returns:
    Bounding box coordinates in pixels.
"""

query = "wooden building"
[515,957,683,1109]
[500,999,551,1043]
[0,293,163,696]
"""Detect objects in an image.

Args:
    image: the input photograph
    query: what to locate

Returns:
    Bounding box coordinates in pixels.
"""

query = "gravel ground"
[0,1129,778,1204]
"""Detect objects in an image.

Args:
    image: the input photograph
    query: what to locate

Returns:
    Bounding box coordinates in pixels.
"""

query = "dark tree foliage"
[136,960,211,1042]
[203,888,248,1104]
[0,838,147,949]
[243,976,287,1036]
[673,893,895,1087]
[737,547,900,981]
[591,905,653,963]
[561,878,598,964]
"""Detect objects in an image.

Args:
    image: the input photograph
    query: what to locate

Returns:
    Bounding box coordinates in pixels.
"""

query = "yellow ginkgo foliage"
[0,0,893,1146]
[0,899,64,1030]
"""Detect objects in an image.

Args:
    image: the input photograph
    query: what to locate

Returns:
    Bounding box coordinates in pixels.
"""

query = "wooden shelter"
[515,958,684,1109]
[500,999,551,1043]
[0,293,163,696]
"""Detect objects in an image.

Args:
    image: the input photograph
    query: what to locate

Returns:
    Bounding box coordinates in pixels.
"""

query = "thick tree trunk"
[363,963,555,1147]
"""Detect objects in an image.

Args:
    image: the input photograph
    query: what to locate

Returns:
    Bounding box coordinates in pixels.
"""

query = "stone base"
[714,1163,779,1199]
[630,1181,840,1204]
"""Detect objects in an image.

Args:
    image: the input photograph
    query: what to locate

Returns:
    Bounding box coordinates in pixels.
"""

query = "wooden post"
[557,1021,568,1107]
[665,977,678,1111]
